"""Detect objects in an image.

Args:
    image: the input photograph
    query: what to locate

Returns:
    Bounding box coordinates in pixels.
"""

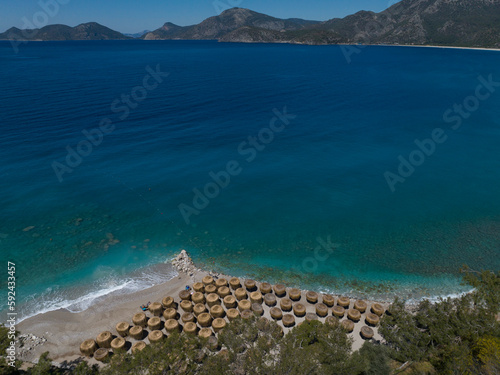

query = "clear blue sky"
[1,0,399,34]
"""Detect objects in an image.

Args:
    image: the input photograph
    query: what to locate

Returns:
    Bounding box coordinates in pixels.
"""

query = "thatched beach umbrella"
[244,279,257,292]
[353,300,366,313]
[316,303,328,317]
[132,313,147,328]
[342,320,355,333]
[212,318,227,333]
[192,292,205,304]
[215,278,228,288]
[198,313,213,327]
[199,327,213,338]
[94,348,109,362]
[203,276,214,286]
[273,284,286,298]
[347,309,361,322]
[325,316,337,326]
[365,313,380,326]
[229,277,241,290]
[241,310,253,319]
[206,293,221,307]
[280,298,292,312]
[252,303,264,316]
[217,286,231,298]
[332,306,345,318]
[193,282,205,293]
[163,308,177,320]
[165,319,180,333]
[162,296,175,309]
[149,302,163,316]
[289,288,301,301]
[264,293,277,307]
[148,330,164,343]
[115,322,130,337]
[205,284,217,294]
[131,341,146,354]
[129,326,144,340]
[227,308,240,321]
[182,312,196,323]
[283,314,295,327]
[193,303,207,317]
[322,294,335,307]
[293,303,306,317]
[223,295,237,309]
[257,317,270,331]
[179,290,191,301]
[250,291,263,304]
[180,300,193,312]
[306,291,318,304]
[259,282,272,294]
[337,296,350,308]
[305,313,318,321]
[111,337,126,353]
[80,339,97,357]
[352,300,366,313]
[238,299,251,311]
[210,305,225,319]
[235,288,247,301]
[207,336,219,351]
[360,326,374,339]
[270,307,283,320]
[183,322,198,335]
[147,317,162,331]
[96,331,113,349]
[371,303,385,316]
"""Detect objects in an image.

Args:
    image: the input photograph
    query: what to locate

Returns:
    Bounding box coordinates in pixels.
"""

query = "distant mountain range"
[0,22,130,41]
[124,30,151,38]
[1,0,500,48]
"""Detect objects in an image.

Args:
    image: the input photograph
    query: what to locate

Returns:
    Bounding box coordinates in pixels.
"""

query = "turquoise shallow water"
[1,41,499,321]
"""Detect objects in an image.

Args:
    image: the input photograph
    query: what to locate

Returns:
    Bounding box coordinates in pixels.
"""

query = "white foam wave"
[18,263,178,323]
[406,288,475,305]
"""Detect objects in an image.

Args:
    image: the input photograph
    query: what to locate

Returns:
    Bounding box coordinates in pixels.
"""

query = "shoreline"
[17,251,389,365]
[15,250,474,367]
[1,39,500,52]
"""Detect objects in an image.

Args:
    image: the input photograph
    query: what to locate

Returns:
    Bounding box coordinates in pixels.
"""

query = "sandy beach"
[16,251,389,367]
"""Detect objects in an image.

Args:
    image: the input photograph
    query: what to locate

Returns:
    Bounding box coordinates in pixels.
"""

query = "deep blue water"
[1,40,500,321]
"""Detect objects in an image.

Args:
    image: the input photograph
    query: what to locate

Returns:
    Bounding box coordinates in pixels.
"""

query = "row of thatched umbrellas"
[80,276,385,361]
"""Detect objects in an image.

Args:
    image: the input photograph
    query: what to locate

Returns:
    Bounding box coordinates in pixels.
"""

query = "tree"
[349,341,391,375]
[273,319,353,375]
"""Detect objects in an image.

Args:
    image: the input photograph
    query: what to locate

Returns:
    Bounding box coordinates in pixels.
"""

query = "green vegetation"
[381,268,500,374]
[2,269,498,374]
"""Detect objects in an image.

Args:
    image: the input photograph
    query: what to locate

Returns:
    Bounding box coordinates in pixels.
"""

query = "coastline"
[389,43,500,52]
[2,38,500,52]
[15,250,478,367]
[17,251,390,366]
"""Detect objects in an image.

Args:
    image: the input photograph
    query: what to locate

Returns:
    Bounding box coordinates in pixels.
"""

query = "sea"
[1,40,499,323]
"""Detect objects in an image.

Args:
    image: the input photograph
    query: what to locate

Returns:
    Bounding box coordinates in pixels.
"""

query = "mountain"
[318,0,500,47]
[0,22,130,41]
[124,30,150,38]
[143,8,320,40]
[1,1,499,48]
[142,23,189,40]
[146,2,500,48]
